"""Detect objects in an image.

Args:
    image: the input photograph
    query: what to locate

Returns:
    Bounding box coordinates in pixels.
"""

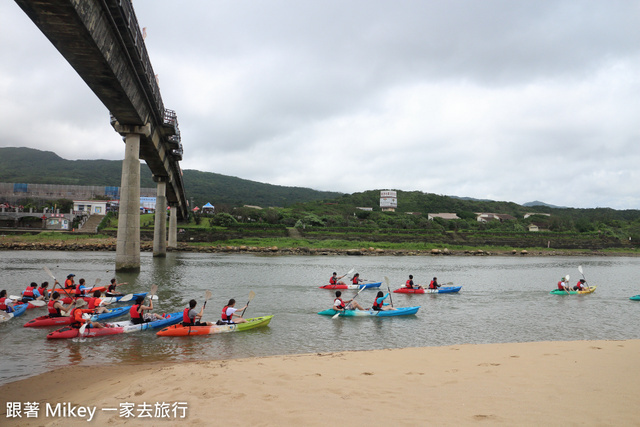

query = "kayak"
[156,315,274,337]
[24,305,131,327]
[319,282,382,290]
[318,306,420,317]
[550,286,596,295]
[2,303,29,319]
[630,295,640,301]
[393,286,462,294]
[46,312,182,339]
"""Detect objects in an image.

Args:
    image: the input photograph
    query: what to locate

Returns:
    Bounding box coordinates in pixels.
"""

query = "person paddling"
[64,274,76,290]
[557,277,570,292]
[37,282,50,301]
[87,290,109,314]
[22,282,44,302]
[372,291,395,311]
[221,299,247,324]
[329,272,347,286]
[429,277,441,290]
[130,295,163,325]
[70,300,104,329]
[0,290,18,313]
[183,299,213,326]
[573,279,588,291]
[406,275,424,290]
[333,290,364,312]
[105,278,128,297]
[351,273,364,286]
[47,291,74,317]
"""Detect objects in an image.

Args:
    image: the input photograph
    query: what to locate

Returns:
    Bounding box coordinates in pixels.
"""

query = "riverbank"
[1,235,637,256]
[1,339,638,426]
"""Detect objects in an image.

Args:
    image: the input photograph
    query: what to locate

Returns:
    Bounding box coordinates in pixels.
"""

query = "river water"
[1,251,639,385]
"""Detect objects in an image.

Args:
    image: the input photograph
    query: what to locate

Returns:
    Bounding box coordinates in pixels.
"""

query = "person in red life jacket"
[351,273,364,286]
[405,275,424,290]
[183,299,213,326]
[47,291,74,318]
[573,279,588,291]
[87,290,109,314]
[221,299,248,324]
[74,278,90,298]
[64,274,76,290]
[329,272,347,286]
[130,295,163,325]
[333,290,364,312]
[22,282,44,301]
[372,291,395,311]
[429,277,441,290]
[557,277,570,291]
[0,289,19,313]
[37,282,50,301]
[105,278,128,297]
[69,299,104,329]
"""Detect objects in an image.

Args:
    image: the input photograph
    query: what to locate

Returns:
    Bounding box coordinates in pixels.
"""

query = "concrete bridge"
[14,0,188,271]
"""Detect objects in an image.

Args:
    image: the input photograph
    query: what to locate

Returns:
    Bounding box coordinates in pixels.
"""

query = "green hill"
[0,147,342,207]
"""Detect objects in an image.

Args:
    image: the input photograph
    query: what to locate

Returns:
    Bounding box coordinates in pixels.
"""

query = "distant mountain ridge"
[523,200,568,209]
[0,147,342,207]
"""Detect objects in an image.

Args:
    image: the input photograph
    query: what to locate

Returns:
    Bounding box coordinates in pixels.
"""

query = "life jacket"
[352,277,359,285]
[72,308,87,327]
[37,286,47,296]
[130,304,142,319]
[108,283,117,293]
[48,299,61,316]
[406,280,413,288]
[429,281,437,289]
[0,297,7,310]
[23,286,36,298]
[557,281,564,290]
[183,307,194,324]
[87,297,102,310]
[64,279,74,289]
[372,297,383,310]
[334,298,345,310]
[74,286,83,297]
[329,276,337,285]
[221,306,233,322]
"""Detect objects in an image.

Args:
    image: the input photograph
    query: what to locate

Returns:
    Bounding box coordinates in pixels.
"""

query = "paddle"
[332,286,365,319]
[45,266,73,300]
[11,298,45,307]
[384,276,394,308]
[118,293,135,302]
[241,291,256,317]
[564,274,571,294]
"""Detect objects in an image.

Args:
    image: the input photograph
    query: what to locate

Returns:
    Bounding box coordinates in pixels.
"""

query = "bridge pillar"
[153,178,167,257]
[115,125,149,272]
[168,206,178,248]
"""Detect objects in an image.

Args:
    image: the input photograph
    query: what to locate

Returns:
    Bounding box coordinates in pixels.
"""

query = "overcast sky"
[2,1,639,209]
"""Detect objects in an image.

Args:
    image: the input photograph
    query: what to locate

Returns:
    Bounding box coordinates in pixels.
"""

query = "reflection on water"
[1,251,639,385]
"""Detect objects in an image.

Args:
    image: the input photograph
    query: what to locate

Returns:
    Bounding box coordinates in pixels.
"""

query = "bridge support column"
[115,125,149,272]
[153,178,167,257]
[168,206,178,248]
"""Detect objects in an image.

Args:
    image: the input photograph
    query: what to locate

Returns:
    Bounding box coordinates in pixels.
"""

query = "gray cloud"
[1,0,639,209]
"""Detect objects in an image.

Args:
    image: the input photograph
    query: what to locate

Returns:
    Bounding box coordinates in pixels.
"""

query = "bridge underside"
[15,0,188,219]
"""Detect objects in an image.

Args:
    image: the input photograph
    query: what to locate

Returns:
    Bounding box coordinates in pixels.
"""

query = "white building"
[380,190,397,212]
[73,200,108,215]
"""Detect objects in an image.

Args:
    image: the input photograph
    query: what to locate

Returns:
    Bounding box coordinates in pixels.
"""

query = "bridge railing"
[114,0,164,124]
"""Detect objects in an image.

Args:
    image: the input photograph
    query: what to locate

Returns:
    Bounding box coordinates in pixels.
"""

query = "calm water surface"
[1,251,639,385]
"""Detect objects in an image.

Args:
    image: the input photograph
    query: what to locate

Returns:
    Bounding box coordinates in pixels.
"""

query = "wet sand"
[1,339,638,426]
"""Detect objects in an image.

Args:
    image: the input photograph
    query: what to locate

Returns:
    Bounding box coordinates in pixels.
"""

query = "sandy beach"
[1,339,639,426]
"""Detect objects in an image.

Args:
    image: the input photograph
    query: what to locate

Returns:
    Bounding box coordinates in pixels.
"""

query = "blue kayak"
[318,306,420,317]
[4,303,29,318]
[630,295,640,301]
